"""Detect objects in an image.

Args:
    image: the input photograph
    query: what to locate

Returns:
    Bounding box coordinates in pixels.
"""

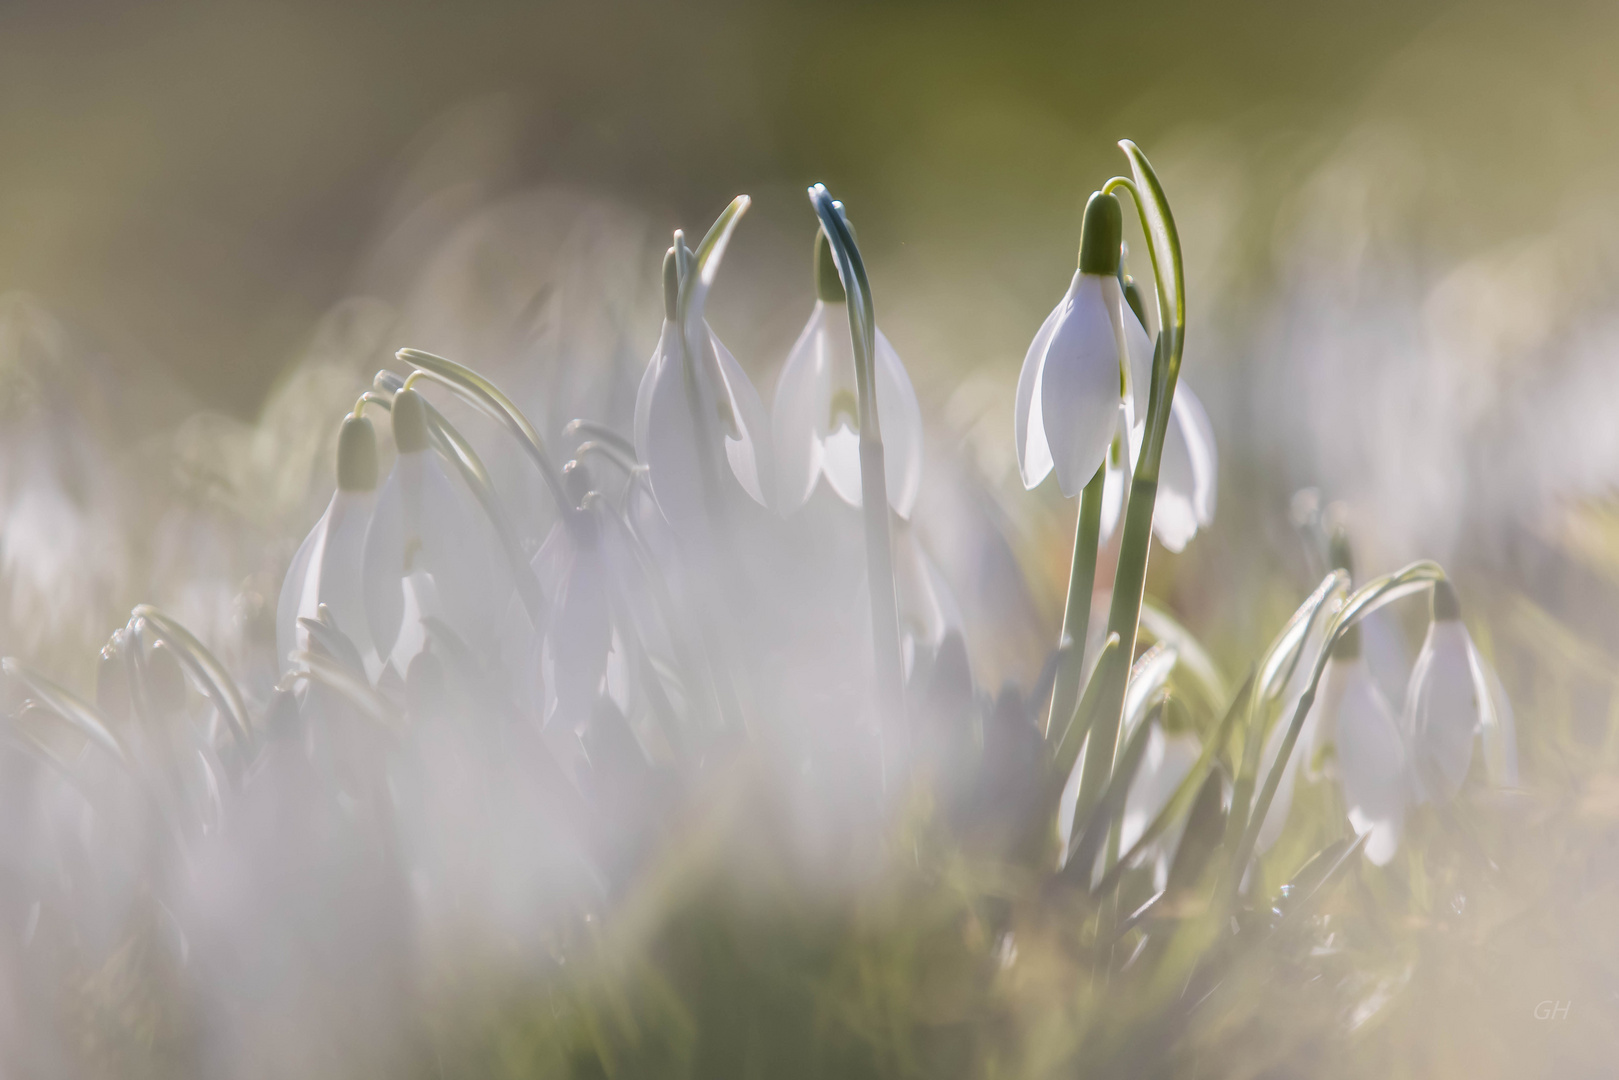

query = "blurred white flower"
[276,415,379,674]
[773,233,923,518]
[1322,628,1410,865]
[634,277,773,535]
[1403,580,1513,801]
[362,388,510,672]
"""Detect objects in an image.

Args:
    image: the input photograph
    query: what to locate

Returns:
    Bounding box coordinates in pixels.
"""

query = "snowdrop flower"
[1016,191,1147,496]
[362,388,510,673]
[1404,580,1501,802]
[1318,625,1410,865]
[1119,278,1217,552]
[530,464,614,733]
[276,414,379,673]
[634,245,773,536]
[773,230,924,517]
[1121,723,1202,889]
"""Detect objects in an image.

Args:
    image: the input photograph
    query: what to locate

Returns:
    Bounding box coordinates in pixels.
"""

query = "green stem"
[1073,473,1159,822]
[810,185,906,752]
[1046,463,1105,739]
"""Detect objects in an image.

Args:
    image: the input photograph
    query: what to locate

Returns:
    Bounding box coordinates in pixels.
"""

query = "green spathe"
[337,414,379,491]
[1078,191,1123,275]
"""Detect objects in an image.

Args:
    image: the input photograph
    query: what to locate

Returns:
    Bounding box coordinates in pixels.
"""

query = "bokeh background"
[5,0,1619,1070]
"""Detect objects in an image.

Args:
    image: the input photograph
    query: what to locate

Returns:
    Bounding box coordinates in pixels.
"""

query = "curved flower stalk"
[276,414,380,676]
[362,388,512,674]
[634,213,774,538]
[773,229,924,518]
[808,184,908,745]
[1404,580,1518,800]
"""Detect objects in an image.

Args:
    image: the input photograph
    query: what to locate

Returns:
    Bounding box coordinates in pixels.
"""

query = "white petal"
[543,538,613,731]
[1041,274,1126,497]
[1014,278,1069,490]
[1124,300,1156,420]
[821,425,862,507]
[1121,726,1200,854]
[362,465,407,660]
[313,490,376,657]
[276,500,329,672]
[1334,659,1409,864]
[874,327,924,518]
[633,320,671,466]
[641,334,709,537]
[1405,621,1478,802]
[1472,642,1518,787]
[1153,383,1218,553]
[771,304,833,515]
[710,330,774,509]
[1100,410,1137,543]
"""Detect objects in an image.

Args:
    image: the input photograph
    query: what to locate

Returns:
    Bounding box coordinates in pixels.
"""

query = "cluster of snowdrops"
[0,141,1519,1073]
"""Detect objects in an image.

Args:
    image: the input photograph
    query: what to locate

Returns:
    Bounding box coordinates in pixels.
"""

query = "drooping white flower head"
[1404,580,1500,802]
[634,244,773,537]
[362,388,511,674]
[1119,278,1217,552]
[1321,626,1411,865]
[1016,192,1147,497]
[773,230,924,518]
[276,414,379,674]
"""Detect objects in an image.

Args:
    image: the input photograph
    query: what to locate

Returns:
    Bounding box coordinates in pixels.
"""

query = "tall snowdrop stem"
[1046,463,1106,739]
[1075,143,1187,819]
[1226,562,1446,893]
[809,183,906,759]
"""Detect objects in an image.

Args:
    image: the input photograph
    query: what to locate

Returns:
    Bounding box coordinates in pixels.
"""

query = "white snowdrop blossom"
[1403,580,1512,801]
[276,414,379,673]
[1119,285,1217,553]
[362,388,511,673]
[634,252,773,537]
[1320,628,1411,865]
[1016,193,1148,497]
[773,233,923,517]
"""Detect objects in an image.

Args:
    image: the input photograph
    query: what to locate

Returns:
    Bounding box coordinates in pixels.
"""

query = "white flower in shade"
[1016,192,1147,497]
[1119,279,1217,553]
[362,388,510,673]
[1320,626,1410,865]
[1121,723,1202,890]
[532,514,613,733]
[773,232,923,518]
[276,415,378,673]
[634,248,773,536]
[1404,580,1503,802]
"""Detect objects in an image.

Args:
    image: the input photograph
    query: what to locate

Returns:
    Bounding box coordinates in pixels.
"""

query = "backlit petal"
[1040,274,1126,497]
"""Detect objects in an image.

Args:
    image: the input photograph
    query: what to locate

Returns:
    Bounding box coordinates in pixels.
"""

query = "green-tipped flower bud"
[662,246,679,321]
[336,415,378,491]
[1431,578,1461,622]
[1077,191,1123,276]
[392,387,430,453]
[814,229,846,303]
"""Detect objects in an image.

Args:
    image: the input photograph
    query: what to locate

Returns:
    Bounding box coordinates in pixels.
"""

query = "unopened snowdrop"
[634,244,773,536]
[362,387,510,672]
[773,229,924,517]
[276,414,379,673]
